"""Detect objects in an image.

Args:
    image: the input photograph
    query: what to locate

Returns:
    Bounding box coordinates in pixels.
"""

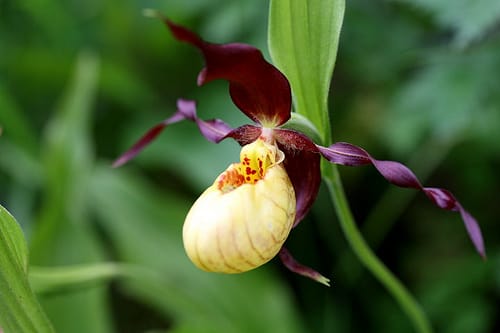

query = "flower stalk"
[268,2,482,330]
[322,160,433,333]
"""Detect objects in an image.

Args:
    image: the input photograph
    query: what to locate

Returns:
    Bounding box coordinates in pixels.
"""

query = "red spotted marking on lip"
[217,168,245,192]
[216,140,276,192]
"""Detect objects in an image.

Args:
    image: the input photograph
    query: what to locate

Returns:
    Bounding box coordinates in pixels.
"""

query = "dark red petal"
[318,142,486,258]
[225,124,262,146]
[113,99,236,167]
[275,129,321,226]
[279,248,330,286]
[163,18,292,127]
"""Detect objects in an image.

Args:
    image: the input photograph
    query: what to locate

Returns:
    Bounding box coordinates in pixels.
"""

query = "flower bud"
[183,138,296,273]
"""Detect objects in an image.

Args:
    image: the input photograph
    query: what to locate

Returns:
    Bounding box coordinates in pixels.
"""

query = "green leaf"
[280,112,322,144]
[27,52,114,333]
[0,204,55,333]
[268,0,345,143]
[30,263,124,295]
[30,50,99,263]
[0,206,28,272]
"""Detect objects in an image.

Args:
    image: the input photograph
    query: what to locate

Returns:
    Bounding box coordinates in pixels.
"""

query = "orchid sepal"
[318,142,486,258]
[112,99,262,167]
[279,248,330,287]
[162,17,292,127]
[274,129,321,226]
[112,105,187,168]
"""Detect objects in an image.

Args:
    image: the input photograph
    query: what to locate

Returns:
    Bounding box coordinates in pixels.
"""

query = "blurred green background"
[1,0,499,332]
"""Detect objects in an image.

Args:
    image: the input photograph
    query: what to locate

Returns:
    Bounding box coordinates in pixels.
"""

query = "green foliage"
[269,0,345,143]
[394,0,500,48]
[384,43,500,155]
[0,205,54,333]
[0,0,499,332]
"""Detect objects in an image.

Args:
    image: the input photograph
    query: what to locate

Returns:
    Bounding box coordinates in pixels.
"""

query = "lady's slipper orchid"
[114,17,485,285]
[183,137,296,273]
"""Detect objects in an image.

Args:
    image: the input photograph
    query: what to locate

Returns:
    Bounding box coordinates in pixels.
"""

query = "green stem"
[322,161,432,333]
[361,136,457,249]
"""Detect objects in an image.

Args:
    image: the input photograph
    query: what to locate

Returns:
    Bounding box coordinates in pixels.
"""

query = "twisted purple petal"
[112,106,187,168]
[113,99,245,167]
[176,99,233,143]
[279,248,330,286]
[318,142,486,258]
[177,99,262,145]
[275,129,321,226]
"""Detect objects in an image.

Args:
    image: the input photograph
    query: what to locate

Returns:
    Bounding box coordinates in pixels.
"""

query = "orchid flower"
[114,16,485,286]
